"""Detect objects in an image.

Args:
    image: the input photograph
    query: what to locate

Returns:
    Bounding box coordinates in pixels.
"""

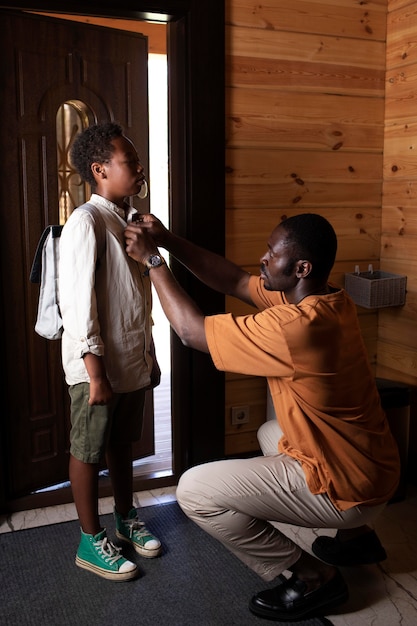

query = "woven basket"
[344,268,407,309]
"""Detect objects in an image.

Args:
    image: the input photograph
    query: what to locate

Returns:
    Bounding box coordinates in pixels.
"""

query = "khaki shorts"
[69,382,146,463]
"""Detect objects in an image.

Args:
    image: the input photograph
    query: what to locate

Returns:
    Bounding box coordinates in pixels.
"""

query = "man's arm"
[125,226,209,352]
[126,216,254,306]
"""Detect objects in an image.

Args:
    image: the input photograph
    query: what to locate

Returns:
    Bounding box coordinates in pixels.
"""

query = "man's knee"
[177,460,227,518]
[176,469,190,509]
[176,464,204,514]
[257,419,281,456]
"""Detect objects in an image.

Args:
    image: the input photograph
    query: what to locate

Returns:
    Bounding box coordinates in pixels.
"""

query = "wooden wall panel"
[225,430,263,456]
[226,150,383,183]
[228,0,387,40]
[388,0,417,13]
[381,233,417,261]
[228,57,384,96]
[226,89,384,151]
[383,123,417,179]
[377,339,417,377]
[386,67,417,121]
[379,312,417,347]
[376,363,417,387]
[226,150,383,212]
[383,179,417,206]
[224,0,388,455]
[386,1,417,55]
[382,205,417,234]
[227,27,386,69]
[224,374,267,455]
[379,0,417,391]
[226,182,383,210]
[226,208,381,266]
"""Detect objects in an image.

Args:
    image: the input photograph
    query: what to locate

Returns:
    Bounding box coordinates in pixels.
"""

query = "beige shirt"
[205,275,400,511]
[59,194,153,393]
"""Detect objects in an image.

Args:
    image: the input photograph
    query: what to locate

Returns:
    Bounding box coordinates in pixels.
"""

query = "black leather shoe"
[249,570,349,621]
[312,530,387,566]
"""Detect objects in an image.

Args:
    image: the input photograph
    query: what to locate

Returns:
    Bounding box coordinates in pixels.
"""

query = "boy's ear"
[91,162,106,180]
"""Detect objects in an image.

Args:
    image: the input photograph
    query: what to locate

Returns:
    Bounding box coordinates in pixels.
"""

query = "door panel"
[0,10,153,498]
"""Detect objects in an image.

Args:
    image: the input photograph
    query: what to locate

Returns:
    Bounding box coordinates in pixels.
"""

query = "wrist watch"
[144,253,166,275]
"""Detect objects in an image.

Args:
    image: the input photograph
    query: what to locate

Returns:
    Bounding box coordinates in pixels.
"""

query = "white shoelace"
[94,536,123,564]
[123,518,150,540]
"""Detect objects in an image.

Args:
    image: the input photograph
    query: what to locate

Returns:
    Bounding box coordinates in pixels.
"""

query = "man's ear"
[296,260,312,278]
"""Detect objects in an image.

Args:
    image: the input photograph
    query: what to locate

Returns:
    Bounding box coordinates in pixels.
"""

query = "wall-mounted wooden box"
[344,269,407,309]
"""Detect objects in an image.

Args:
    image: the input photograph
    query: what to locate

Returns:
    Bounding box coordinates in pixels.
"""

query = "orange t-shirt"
[205,276,400,511]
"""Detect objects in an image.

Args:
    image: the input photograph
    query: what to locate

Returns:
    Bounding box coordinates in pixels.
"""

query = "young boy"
[59,122,162,581]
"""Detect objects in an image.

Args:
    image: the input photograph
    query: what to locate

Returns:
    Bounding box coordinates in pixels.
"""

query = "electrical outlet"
[231,405,250,425]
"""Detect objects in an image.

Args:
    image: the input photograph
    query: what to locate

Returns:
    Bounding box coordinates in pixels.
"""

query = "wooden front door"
[0,10,154,500]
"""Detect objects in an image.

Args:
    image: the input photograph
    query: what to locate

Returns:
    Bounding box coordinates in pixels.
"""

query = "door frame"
[0,0,225,511]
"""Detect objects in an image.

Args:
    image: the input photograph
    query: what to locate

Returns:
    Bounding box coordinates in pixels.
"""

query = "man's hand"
[130,213,170,247]
[128,213,254,306]
[126,221,209,353]
[125,223,159,264]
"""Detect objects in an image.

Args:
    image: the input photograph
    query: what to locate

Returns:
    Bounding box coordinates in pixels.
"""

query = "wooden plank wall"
[381,0,417,477]
[380,0,417,387]
[224,0,388,455]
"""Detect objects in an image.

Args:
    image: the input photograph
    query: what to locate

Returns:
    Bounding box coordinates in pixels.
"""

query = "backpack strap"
[29,224,63,284]
[75,202,106,261]
[29,203,106,284]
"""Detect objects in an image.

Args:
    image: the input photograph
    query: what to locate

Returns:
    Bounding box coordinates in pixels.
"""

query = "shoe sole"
[115,530,162,558]
[75,556,139,581]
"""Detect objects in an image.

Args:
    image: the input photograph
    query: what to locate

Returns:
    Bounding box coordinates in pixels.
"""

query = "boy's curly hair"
[70,122,124,187]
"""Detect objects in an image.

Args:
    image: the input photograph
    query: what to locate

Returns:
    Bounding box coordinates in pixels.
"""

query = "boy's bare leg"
[69,454,101,535]
[106,441,133,517]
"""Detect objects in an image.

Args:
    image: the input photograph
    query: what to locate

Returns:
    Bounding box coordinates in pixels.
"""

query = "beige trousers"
[176,420,386,581]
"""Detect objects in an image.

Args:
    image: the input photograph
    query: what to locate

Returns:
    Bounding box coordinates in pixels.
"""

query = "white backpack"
[30,203,106,340]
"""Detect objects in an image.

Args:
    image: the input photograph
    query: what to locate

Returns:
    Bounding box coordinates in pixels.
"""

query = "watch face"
[150,255,160,266]
[148,254,163,267]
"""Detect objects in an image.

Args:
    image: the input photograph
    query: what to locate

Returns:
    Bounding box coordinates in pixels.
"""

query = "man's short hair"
[70,122,124,187]
[280,213,337,280]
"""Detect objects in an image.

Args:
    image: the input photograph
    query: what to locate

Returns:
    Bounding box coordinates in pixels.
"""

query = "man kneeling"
[125,212,399,621]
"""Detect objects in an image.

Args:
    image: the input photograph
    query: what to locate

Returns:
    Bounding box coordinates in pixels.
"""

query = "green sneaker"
[115,508,162,558]
[75,528,138,581]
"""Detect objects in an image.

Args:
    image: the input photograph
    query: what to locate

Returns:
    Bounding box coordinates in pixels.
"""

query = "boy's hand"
[88,377,113,405]
[83,353,113,405]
